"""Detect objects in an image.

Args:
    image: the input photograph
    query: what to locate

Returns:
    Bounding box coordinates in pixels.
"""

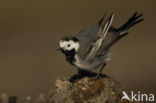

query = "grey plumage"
[75,12,143,60]
[59,12,144,75]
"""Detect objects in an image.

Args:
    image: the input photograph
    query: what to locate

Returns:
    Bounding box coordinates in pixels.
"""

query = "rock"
[47,75,138,103]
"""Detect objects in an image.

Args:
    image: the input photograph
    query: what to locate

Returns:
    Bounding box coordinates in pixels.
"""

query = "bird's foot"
[69,69,97,83]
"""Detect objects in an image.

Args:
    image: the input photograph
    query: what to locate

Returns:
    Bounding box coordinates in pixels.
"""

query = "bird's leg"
[78,68,96,77]
[68,69,84,82]
[96,63,106,78]
[69,68,96,82]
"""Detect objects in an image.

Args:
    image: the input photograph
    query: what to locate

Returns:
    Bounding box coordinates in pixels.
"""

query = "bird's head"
[58,36,80,55]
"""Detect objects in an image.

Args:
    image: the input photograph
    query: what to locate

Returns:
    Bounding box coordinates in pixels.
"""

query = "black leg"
[96,64,106,78]
[78,68,97,78]
[69,68,97,82]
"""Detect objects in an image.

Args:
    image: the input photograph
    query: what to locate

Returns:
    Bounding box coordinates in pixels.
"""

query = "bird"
[58,12,144,80]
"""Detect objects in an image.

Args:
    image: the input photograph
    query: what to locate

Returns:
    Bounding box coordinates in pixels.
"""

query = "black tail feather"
[98,13,107,26]
[105,32,129,50]
[117,12,144,32]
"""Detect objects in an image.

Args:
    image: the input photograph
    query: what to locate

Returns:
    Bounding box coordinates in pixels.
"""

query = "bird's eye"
[67,44,71,47]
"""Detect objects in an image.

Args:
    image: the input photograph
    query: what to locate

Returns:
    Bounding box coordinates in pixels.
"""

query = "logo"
[121,91,155,102]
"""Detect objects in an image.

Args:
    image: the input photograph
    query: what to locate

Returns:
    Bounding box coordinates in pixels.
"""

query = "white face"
[60,40,80,52]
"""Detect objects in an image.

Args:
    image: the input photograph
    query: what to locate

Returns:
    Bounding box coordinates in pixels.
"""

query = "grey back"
[75,24,100,59]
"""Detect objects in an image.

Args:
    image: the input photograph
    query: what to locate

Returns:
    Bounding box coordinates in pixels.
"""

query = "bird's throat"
[61,49,76,65]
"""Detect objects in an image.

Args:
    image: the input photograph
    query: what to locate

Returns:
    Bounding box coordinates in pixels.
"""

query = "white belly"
[73,54,110,71]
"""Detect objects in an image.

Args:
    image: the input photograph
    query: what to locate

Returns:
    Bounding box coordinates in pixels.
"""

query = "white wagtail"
[58,12,143,80]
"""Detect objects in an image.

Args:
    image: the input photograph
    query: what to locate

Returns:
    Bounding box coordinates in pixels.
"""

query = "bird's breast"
[73,55,98,71]
[61,49,76,65]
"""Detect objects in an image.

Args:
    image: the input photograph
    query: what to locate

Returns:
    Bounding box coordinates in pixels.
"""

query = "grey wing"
[82,13,114,60]
[75,23,100,59]
[96,31,128,56]
[75,13,107,59]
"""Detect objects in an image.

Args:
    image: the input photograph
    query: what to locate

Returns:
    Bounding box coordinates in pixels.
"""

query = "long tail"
[117,12,144,33]
[96,12,144,56]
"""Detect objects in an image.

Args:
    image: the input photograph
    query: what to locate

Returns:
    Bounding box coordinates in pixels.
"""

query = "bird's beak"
[56,48,61,51]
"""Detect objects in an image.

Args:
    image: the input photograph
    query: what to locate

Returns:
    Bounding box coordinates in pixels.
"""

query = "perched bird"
[58,12,143,79]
